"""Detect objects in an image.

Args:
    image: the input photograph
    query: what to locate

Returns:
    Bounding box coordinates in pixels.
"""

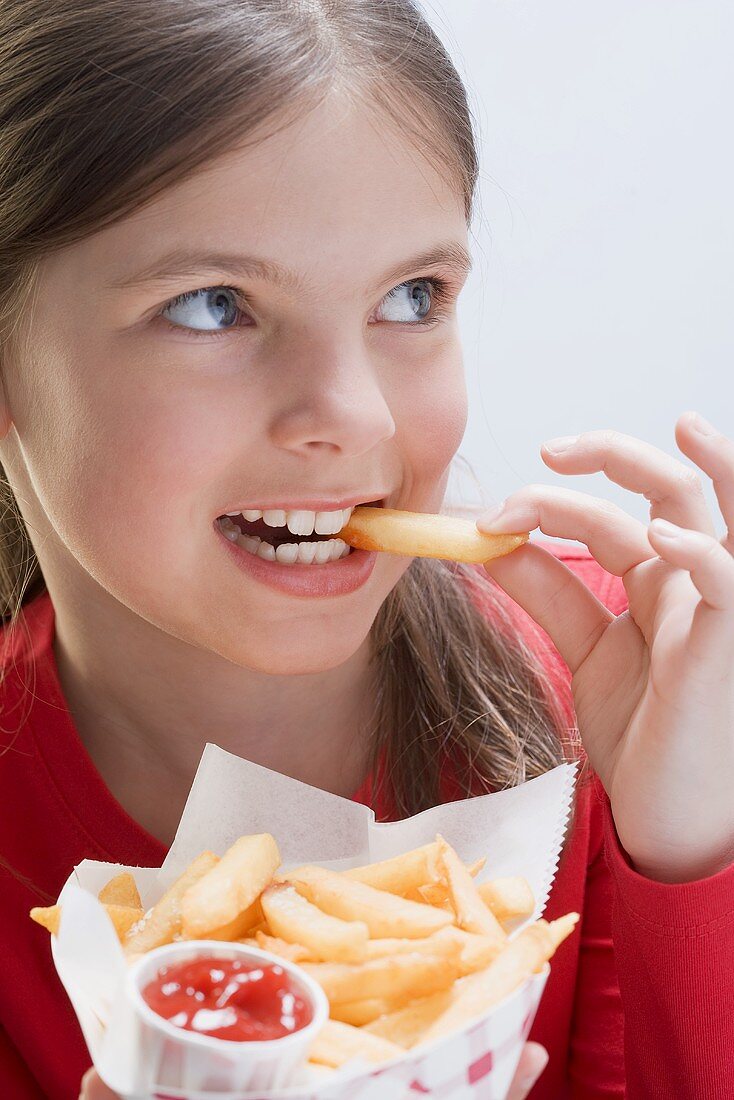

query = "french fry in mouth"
[339,507,528,563]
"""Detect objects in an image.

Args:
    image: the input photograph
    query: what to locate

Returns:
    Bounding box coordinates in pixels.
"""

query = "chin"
[229,628,371,677]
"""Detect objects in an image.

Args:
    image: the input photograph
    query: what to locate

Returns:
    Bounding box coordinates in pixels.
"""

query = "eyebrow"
[107,241,473,294]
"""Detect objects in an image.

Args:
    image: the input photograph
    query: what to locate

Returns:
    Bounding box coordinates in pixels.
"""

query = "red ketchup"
[141,955,313,1042]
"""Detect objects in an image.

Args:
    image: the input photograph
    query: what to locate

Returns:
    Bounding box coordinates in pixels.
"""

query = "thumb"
[506,1042,549,1099]
[78,1067,120,1100]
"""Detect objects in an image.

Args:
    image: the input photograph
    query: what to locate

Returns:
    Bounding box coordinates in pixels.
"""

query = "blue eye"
[379,279,436,323]
[159,276,452,340]
[161,287,244,335]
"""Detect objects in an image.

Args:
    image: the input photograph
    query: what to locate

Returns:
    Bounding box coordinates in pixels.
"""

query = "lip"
[215,522,379,598]
[218,494,386,517]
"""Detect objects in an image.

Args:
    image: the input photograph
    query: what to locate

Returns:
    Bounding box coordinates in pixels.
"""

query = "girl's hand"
[79,1068,118,1099]
[506,1042,549,1097]
[479,412,734,883]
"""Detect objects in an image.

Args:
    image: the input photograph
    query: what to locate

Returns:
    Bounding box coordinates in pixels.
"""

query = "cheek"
[81,393,251,565]
[22,349,257,598]
[393,347,468,486]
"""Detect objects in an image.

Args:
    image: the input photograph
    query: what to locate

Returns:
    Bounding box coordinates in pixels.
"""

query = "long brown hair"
[0,0,567,815]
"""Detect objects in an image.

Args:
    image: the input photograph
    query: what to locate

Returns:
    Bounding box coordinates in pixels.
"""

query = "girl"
[0,2,731,1098]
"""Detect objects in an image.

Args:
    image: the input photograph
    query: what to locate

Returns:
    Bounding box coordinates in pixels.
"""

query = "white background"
[427,1,733,526]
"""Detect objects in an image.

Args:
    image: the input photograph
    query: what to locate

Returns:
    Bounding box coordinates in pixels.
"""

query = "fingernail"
[690,412,716,437]
[543,434,578,454]
[650,518,679,539]
[478,502,505,527]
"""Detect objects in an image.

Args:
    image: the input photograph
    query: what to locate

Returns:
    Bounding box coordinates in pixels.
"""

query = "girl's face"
[2,93,470,674]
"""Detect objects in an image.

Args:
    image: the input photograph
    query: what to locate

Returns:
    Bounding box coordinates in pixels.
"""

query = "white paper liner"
[51,743,577,1099]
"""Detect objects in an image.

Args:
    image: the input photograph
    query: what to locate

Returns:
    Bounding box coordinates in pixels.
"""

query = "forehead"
[59,93,469,295]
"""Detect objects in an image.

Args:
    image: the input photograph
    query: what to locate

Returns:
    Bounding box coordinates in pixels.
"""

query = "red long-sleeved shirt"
[0,550,732,1099]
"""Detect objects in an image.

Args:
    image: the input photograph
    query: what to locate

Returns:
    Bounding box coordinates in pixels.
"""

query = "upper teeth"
[224,506,354,536]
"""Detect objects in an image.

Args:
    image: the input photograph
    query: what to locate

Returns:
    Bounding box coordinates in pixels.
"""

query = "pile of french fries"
[31,834,577,1073]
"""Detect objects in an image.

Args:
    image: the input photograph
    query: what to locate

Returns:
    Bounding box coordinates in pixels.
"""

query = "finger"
[648,520,734,612]
[79,1068,118,1100]
[507,1042,549,1099]
[541,429,716,535]
[483,541,614,673]
[648,519,734,679]
[675,411,734,547]
[478,484,653,576]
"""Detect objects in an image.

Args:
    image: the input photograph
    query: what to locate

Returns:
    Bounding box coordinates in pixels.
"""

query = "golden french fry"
[309,1019,403,1068]
[203,897,264,941]
[438,926,504,975]
[364,988,456,1047]
[361,925,493,975]
[343,843,442,895]
[466,858,486,878]
[417,882,453,909]
[287,865,452,939]
[436,835,506,946]
[477,877,535,924]
[412,859,484,904]
[365,924,499,975]
[421,874,534,925]
[419,915,579,1045]
[303,952,459,1005]
[261,882,368,963]
[123,850,219,954]
[345,845,484,901]
[547,912,579,949]
[31,903,144,941]
[106,906,145,940]
[250,930,313,963]
[364,928,462,962]
[329,997,401,1026]
[98,872,142,910]
[339,507,529,564]
[181,834,280,940]
[30,904,73,937]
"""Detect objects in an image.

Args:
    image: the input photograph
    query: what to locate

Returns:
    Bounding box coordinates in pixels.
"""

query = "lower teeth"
[218,519,351,565]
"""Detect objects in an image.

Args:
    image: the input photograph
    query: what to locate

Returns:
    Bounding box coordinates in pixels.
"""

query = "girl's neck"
[50,586,376,847]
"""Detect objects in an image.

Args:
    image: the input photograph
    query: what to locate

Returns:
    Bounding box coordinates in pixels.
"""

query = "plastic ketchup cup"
[125,941,329,1093]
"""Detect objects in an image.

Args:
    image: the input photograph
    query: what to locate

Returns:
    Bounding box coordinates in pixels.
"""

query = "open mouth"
[216,499,383,566]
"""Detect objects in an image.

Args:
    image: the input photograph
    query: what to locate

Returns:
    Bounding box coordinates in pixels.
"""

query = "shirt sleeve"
[598,775,734,1097]
[533,551,734,1095]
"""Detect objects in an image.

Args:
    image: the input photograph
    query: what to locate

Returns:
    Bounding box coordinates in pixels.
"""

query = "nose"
[267,342,397,458]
